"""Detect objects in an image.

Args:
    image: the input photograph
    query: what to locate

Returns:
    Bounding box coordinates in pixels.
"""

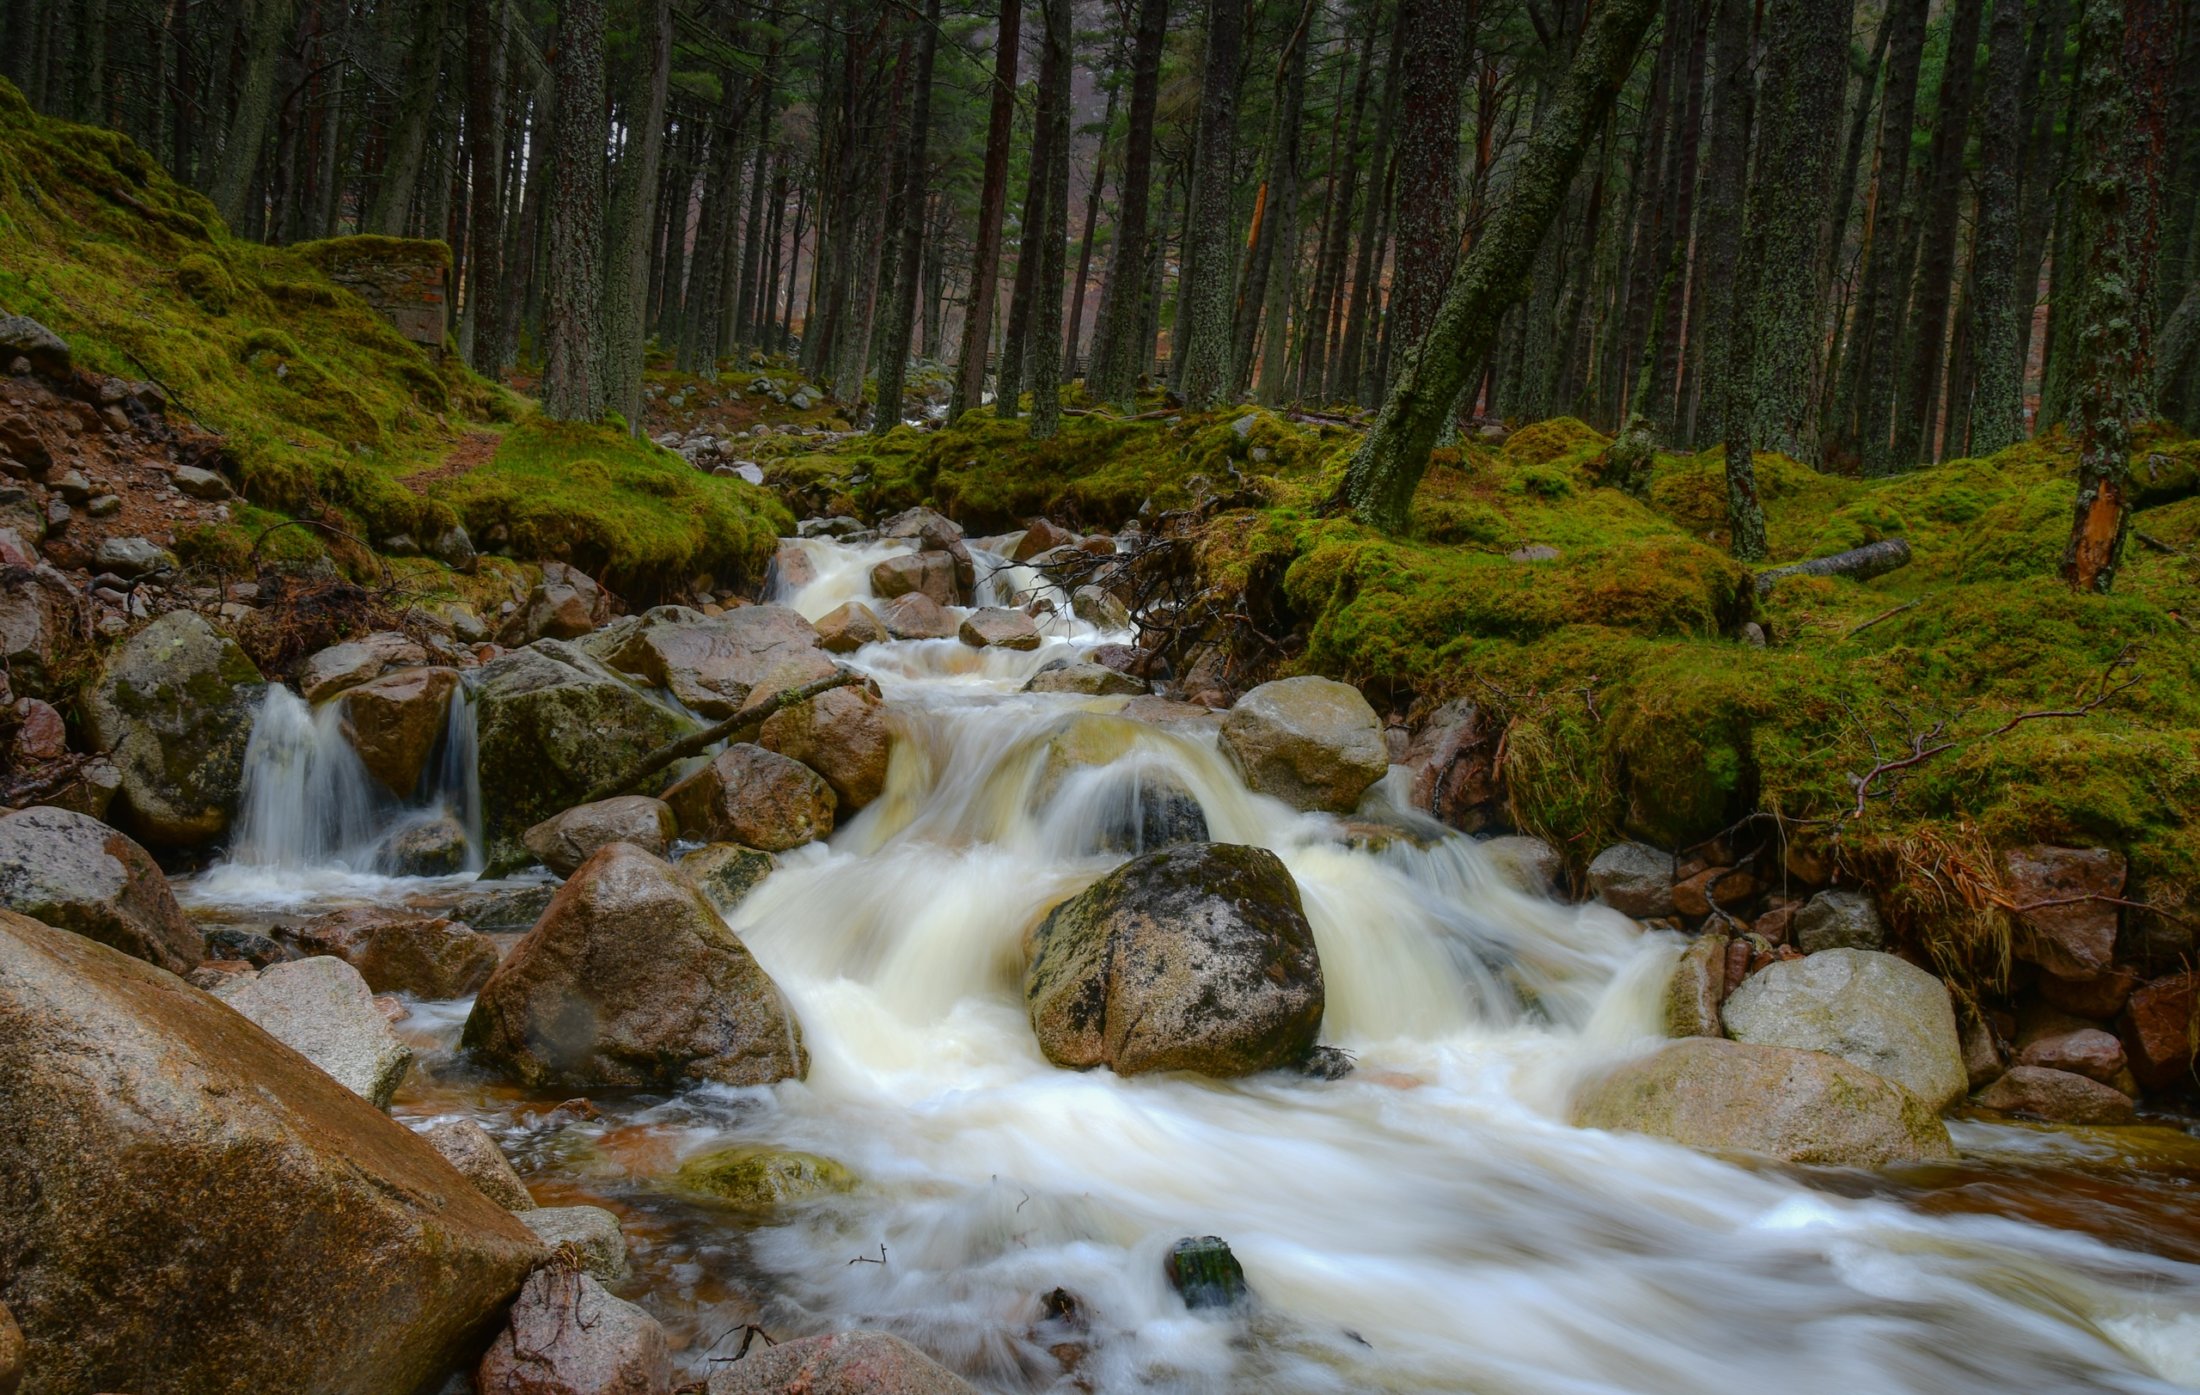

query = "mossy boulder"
[1024,842,1324,1077]
[1571,1037,1955,1166]
[705,1331,980,1395]
[1219,676,1389,813]
[673,1146,856,1210]
[82,611,267,848]
[1719,949,1968,1110]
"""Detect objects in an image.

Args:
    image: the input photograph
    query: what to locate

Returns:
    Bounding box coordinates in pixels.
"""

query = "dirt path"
[406,430,499,494]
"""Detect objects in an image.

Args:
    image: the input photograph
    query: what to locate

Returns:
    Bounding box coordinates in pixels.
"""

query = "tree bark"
[1966,0,2027,455]
[1026,0,1074,437]
[601,0,671,433]
[210,0,292,229]
[461,0,507,373]
[1386,0,1469,354]
[1090,0,1168,409]
[952,0,1024,419]
[542,0,607,422]
[367,0,449,236]
[1231,0,1316,399]
[872,0,943,434]
[1334,1,1408,405]
[1682,0,1752,444]
[1173,0,1249,411]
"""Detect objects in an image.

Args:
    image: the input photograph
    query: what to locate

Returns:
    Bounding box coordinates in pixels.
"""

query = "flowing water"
[178,534,2200,1393]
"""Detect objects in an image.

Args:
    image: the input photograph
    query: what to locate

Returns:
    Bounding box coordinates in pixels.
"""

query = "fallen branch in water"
[579,668,865,804]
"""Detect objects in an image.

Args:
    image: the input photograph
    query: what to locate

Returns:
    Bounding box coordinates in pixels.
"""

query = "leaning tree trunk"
[2062,0,2174,592]
[602,0,673,434]
[1173,0,1249,411]
[872,0,943,435]
[1090,0,1168,410]
[542,0,607,422]
[1966,0,2027,455]
[1340,0,1661,532]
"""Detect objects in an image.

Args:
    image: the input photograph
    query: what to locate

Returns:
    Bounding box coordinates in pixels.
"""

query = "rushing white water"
[197,534,2200,1392]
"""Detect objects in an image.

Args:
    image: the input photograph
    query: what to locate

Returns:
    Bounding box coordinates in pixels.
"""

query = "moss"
[175,252,233,314]
[292,233,454,272]
[672,1146,855,1209]
[1504,417,1611,466]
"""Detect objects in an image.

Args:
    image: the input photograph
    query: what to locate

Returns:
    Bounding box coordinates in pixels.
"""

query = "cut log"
[1754,538,1913,594]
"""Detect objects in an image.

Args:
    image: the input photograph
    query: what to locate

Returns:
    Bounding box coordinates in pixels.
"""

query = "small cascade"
[228,685,387,869]
[431,676,484,868]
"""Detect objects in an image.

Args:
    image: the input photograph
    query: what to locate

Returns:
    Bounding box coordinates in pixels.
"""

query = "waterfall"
[229,686,388,869]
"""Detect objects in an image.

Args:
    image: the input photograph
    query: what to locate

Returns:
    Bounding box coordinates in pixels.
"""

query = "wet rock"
[0,805,202,973]
[666,743,836,852]
[679,843,779,916]
[1672,866,1761,920]
[1071,584,1131,629]
[770,542,818,595]
[0,563,89,699]
[606,604,824,717]
[799,515,866,540]
[91,534,175,578]
[1665,933,1729,1037]
[213,956,416,1107]
[522,795,677,876]
[0,313,68,376]
[1975,1065,2136,1125]
[0,911,543,1392]
[299,633,433,703]
[477,1267,670,1395]
[504,561,613,643]
[463,843,807,1089]
[1720,948,1967,1109]
[1165,1236,1250,1311]
[384,813,469,875]
[0,1300,18,1395]
[205,925,287,967]
[172,463,232,499]
[1085,769,1209,855]
[1013,517,1077,561]
[1570,1036,1955,1165]
[674,1146,857,1211]
[473,643,693,872]
[426,523,476,573]
[1792,888,1886,952]
[880,505,964,548]
[1024,659,1147,695]
[2039,965,2140,1019]
[1214,684,1386,813]
[879,592,958,640]
[2119,971,2199,1089]
[339,664,459,794]
[83,611,267,847]
[1479,834,1564,896]
[706,1331,979,1395]
[2002,845,2124,981]
[1120,695,1223,730]
[1587,842,1676,919]
[1024,842,1324,1077]
[518,1204,631,1281]
[815,600,888,652]
[959,606,1042,650]
[1400,699,1500,832]
[418,1116,536,1210]
[870,550,962,607]
[293,906,500,999]
[1960,1013,2006,1089]
[453,883,558,933]
[2017,1026,2128,1083]
[759,683,893,811]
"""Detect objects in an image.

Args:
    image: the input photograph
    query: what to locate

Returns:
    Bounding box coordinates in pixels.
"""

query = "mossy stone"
[673,1146,856,1209]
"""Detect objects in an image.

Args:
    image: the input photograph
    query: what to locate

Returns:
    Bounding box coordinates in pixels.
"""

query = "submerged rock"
[519,1204,631,1281]
[665,743,836,852]
[674,1145,857,1210]
[706,1331,979,1395]
[1165,1236,1250,1311]
[463,843,807,1089]
[1571,1037,1955,1166]
[83,610,267,847]
[477,1267,671,1395]
[523,795,677,876]
[212,956,416,1107]
[1719,948,1967,1109]
[417,1116,536,1210]
[1024,842,1324,1077]
[0,911,543,1394]
[0,805,202,973]
[1218,676,1389,814]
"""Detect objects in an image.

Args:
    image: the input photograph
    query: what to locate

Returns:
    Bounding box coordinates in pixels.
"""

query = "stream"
[175,532,2200,1394]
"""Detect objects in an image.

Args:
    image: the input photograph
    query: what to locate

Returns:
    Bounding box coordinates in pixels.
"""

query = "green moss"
[672,1146,856,1209]
[174,252,233,314]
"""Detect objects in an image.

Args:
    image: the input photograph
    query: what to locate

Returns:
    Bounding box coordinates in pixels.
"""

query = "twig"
[1997,892,2197,932]
[578,668,864,804]
[1846,597,1919,637]
[2136,530,2189,557]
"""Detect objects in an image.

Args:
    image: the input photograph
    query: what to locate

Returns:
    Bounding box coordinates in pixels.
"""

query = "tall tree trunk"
[367,0,448,236]
[736,51,779,349]
[1967,0,2027,454]
[1845,0,1930,470]
[1296,10,1377,403]
[1890,0,1986,467]
[1231,0,1316,398]
[1814,6,1893,445]
[1682,0,1753,444]
[1065,79,1119,379]
[1025,0,1073,437]
[462,0,507,373]
[872,0,942,434]
[997,64,1047,419]
[2014,0,2072,402]
[210,0,291,228]
[2062,0,2175,591]
[1643,0,1711,434]
[1334,1,1408,404]
[542,0,607,422]
[1340,0,1660,531]
[601,0,671,432]
[1173,0,1248,411]
[952,0,1024,419]
[1090,0,1167,409]
[1386,0,1469,355]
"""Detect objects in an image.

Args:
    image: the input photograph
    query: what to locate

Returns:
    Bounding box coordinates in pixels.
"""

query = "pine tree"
[602,0,673,433]
[873,0,944,434]
[1090,0,1169,410]
[952,0,1025,421]
[1174,0,1248,411]
[1966,0,2027,455]
[543,0,608,422]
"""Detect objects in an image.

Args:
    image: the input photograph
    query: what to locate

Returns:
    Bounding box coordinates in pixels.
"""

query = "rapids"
[177,533,2200,1393]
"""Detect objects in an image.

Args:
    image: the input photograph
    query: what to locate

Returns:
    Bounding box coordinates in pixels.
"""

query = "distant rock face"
[463,843,807,1089]
[706,1331,980,1395]
[83,610,268,847]
[212,956,416,1108]
[1024,842,1324,1077]
[522,795,678,876]
[0,805,203,973]
[0,911,543,1395]
[1570,1037,1955,1166]
[1720,948,1967,1109]
[665,743,837,852]
[607,605,825,717]
[1219,677,1389,814]
[476,1268,671,1395]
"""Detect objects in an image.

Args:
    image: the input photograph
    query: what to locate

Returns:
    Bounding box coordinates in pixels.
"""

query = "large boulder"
[1792,888,1886,952]
[0,314,68,375]
[211,956,416,1107]
[473,643,694,873]
[83,610,268,847]
[0,563,89,700]
[815,600,888,653]
[503,561,613,643]
[292,906,501,999]
[665,743,836,852]
[1024,842,1323,1077]
[2002,845,2125,981]
[298,631,429,702]
[1219,677,1389,813]
[523,795,677,876]
[1587,842,1677,919]
[463,843,807,1089]
[0,911,544,1393]
[1570,1037,1955,1166]
[2120,971,2199,1089]
[870,551,961,607]
[706,1331,979,1395]
[759,684,893,812]
[476,1267,671,1395]
[879,592,958,640]
[606,605,824,717]
[958,606,1042,650]
[0,806,202,973]
[1719,948,1967,1109]
[1975,1065,2136,1125]
[339,665,459,796]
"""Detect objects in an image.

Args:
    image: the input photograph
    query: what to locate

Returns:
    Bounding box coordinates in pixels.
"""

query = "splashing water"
[192,536,2200,1391]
